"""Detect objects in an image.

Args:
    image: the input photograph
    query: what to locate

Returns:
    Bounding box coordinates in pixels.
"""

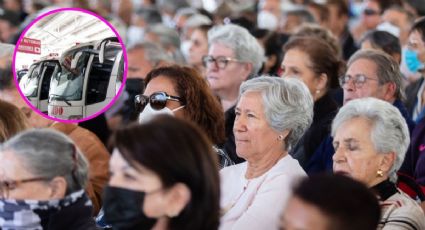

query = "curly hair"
[145,65,225,144]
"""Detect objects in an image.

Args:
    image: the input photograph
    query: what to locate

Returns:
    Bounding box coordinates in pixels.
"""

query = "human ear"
[49,176,67,199]
[164,183,191,217]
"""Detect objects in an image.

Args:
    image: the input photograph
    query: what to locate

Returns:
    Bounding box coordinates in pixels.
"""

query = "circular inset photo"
[13,8,127,122]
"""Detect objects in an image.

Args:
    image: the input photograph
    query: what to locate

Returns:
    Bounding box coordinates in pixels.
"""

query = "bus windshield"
[49,46,91,101]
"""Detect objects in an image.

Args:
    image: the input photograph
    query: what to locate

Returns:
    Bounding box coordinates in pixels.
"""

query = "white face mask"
[257,10,278,31]
[127,26,145,48]
[138,103,185,124]
[376,21,400,37]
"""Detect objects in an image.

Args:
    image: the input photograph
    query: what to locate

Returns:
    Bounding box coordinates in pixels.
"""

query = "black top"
[219,105,245,164]
[371,179,398,201]
[291,92,339,168]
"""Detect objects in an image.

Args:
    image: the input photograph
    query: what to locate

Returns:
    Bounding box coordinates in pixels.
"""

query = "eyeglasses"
[363,8,379,16]
[134,91,185,112]
[202,55,243,69]
[0,177,51,198]
[339,74,380,88]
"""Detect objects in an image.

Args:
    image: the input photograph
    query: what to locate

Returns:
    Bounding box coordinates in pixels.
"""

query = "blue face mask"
[405,48,424,73]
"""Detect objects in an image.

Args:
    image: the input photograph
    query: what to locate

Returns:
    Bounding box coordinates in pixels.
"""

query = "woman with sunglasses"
[103,116,220,230]
[136,65,234,168]
[0,129,97,229]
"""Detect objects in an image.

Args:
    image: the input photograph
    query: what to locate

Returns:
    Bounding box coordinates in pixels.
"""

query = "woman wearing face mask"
[136,65,233,168]
[280,36,344,171]
[103,116,220,230]
[404,17,425,123]
[0,129,97,229]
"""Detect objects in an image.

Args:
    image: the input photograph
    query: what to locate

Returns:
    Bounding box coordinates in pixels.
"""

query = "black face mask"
[103,186,158,230]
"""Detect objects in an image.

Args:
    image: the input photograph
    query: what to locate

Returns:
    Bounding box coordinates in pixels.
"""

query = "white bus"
[48,37,124,120]
[19,59,61,114]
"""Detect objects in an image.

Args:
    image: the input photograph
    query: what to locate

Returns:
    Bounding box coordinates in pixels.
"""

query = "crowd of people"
[1,0,425,229]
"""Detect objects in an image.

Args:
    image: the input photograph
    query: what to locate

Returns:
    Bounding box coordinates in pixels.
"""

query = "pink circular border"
[12,7,128,124]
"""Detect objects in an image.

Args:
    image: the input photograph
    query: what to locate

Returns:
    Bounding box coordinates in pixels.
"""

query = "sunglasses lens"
[364,8,378,15]
[135,95,149,112]
[150,93,167,110]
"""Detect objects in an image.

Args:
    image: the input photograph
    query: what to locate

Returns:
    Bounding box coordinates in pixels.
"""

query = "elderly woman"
[332,97,425,229]
[103,116,220,230]
[0,129,96,229]
[220,76,313,230]
[204,24,265,163]
[136,65,233,168]
[281,36,344,170]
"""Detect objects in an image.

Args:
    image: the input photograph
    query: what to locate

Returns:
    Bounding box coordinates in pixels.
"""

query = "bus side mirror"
[99,41,107,64]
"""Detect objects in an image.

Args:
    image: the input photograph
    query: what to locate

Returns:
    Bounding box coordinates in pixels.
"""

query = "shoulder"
[380,191,425,229]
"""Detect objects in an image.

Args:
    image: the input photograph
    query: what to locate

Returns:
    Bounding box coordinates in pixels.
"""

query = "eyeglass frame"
[339,74,381,89]
[363,8,380,16]
[202,55,244,69]
[0,177,51,198]
[134,91,185,112]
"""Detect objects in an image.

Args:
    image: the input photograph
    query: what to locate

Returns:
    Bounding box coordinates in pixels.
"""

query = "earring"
[278,135,283,140]
[377,169,384,177]
[315,89,321,95]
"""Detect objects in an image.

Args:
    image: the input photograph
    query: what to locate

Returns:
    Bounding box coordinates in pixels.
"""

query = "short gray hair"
[128,41,173,65]
[208,24,265,79]
[0,129,89,194]
[239,76,313,150]
[331,97,410,183]
[347,49,404,100]
[134,7,162,25]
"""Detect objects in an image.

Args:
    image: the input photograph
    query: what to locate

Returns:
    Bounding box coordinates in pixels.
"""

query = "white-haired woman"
[203,24,265,164]
[332,97,425,229]
[220,76,313,230]
[0,129,97,229]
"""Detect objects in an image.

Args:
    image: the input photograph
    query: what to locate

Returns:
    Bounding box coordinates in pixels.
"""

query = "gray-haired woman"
[0,129,97,230]
[332,97,425,229]
[220,76,313,230]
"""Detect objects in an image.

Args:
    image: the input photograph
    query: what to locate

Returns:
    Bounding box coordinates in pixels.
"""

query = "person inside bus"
[0,129,98,229]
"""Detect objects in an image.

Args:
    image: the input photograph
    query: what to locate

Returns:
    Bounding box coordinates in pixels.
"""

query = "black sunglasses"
[363,8,379,16]
[134,92,185,112]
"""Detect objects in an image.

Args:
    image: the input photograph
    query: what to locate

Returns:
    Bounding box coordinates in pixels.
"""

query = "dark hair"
[252,29,288,76]
[372,0,403,14]
[114,116,220,230]
[325,0,349,16]
[145,65,225,144]
[283,36,345,90]
[0,99,30,142]
[307,2,329,23]
[291,174,381,230]
[134,7,162,24]
[360,30,401,62]
[0,66,13,90]
[410,16,425,42]
[293,23,341,57]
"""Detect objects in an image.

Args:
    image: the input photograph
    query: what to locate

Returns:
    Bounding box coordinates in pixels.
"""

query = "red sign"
[52,106,63,115]
[18,37,41,54]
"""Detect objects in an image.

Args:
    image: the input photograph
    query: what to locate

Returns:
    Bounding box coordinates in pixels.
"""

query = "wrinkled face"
[280,196,329,230]
[0,150,53,200]
[143,75,185,118]
[128,48,152,79]
[361,0,381,30]
[109,149,172,217]
[332,117,386,187]
[188,29,209,66]
[233,91,283,161]
[281,49,319,97]
[206,43,250,98]
[343,59,385,104]
[407,30,425,63]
